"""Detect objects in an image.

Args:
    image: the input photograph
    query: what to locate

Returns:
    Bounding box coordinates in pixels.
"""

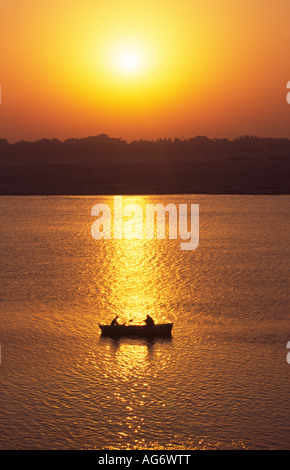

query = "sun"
[120,52,139,71]
[99,36,153,80]
[117,50,142,74]
[97,38,155,86]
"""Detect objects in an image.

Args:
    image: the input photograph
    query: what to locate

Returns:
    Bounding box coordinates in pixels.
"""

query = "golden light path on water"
[90,196,181,326]
[87,197,178,448]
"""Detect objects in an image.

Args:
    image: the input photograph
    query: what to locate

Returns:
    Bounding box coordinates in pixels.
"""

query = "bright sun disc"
[120,52,139,71]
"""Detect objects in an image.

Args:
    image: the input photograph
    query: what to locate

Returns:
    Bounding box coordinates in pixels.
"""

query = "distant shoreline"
[0,162,288,195]
[1,135,289,195]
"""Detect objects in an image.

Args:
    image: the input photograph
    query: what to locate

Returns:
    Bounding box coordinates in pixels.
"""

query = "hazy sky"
[1,0,290,142]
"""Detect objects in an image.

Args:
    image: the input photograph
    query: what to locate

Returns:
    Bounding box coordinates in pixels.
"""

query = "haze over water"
[1,195,290,450]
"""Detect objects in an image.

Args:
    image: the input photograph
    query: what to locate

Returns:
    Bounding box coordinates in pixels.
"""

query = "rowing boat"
[99,323,173,337]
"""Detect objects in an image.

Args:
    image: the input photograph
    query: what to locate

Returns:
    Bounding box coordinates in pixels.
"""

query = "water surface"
[0,195,290,449]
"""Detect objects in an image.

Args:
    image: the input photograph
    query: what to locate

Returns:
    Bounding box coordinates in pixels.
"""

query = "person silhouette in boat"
[110,315,119,327]
[144,314,155,327]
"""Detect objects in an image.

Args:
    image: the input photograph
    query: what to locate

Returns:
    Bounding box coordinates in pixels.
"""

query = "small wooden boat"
[99,323,173,338]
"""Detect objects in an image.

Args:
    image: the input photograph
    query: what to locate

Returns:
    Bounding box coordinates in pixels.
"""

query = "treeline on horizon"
[1,134,290,165]
[0,134,289,194]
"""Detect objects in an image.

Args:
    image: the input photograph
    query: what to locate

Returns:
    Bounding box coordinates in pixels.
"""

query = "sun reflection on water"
[98,336,172,380]
[87,335,173,449]
[106,338,152,376]
[86,195,203,448]
[96,196,176,326]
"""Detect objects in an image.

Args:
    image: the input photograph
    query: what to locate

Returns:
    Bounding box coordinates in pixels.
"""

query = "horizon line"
[2,133,290,145]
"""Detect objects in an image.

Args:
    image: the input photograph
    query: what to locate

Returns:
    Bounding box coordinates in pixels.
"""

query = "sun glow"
[1,1,289,142]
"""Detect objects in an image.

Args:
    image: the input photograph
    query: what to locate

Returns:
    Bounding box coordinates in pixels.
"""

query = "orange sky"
[1,0,290,142]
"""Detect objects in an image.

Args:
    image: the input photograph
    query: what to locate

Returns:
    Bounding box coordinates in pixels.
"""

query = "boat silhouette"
[99,322,173,338]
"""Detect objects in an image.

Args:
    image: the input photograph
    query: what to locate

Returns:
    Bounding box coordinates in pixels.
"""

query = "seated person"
[110,315,119,326]
[144,314,155,327]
